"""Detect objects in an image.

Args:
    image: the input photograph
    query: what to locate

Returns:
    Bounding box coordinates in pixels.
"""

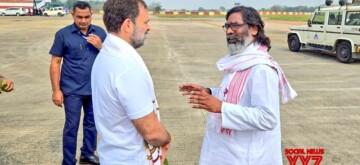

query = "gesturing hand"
[179,83,222,113]
[179,83,208,95]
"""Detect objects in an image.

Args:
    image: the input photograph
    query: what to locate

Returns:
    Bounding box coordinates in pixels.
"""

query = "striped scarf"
[216,43,297,104]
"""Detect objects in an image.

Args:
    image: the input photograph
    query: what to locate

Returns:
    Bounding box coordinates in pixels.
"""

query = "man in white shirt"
[91,0,171,164]
[179,6,297,165]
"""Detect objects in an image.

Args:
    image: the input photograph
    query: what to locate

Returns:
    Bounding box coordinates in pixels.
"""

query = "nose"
[226,27,234,35]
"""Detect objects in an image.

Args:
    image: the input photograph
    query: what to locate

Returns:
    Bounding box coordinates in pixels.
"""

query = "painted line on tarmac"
[280,62,336,66]
[311,106,360,109]
[297,87,360,91]
[293,80,344,84]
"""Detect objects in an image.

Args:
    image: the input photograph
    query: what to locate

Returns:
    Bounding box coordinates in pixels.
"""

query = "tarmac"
[0,15,360,165]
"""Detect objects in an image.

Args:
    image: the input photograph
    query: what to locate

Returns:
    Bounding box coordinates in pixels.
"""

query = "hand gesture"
[179,83,222,113]
[179,83,208,95]
[87,33,102,50]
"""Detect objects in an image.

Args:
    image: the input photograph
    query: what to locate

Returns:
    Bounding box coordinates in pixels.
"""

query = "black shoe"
[79,155,100,165]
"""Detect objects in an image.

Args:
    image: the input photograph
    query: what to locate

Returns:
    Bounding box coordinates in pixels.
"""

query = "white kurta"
[199,44,285,165]
[91,34,157,164]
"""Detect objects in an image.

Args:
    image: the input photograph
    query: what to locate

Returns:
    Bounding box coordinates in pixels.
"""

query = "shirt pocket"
[66,44,83,60]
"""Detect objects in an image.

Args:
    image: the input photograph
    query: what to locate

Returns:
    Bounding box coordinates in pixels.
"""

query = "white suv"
[287,0,360,63]
[0,7,27,16]
[43,7,66,17]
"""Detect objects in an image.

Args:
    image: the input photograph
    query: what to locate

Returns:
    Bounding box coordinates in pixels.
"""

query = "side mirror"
[308,19,312,27]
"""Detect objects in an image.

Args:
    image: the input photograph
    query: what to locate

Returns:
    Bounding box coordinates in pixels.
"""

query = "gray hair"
[226,6,271,51]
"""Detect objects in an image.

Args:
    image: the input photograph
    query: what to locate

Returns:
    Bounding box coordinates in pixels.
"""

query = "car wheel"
[16,13,20,16]
[57,12,62,17]
[336,42,354,63]
[44,13,48,16]
[288,35,301,52]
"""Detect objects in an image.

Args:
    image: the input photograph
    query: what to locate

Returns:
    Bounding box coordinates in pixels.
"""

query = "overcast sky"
[143,0,342,10]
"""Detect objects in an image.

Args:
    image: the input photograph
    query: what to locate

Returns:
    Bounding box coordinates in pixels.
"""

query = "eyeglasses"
[222,23,247,32]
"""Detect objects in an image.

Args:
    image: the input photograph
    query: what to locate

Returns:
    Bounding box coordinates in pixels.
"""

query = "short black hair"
[103,0,147,33]
[226,6,271,51]
[73,1,91,12]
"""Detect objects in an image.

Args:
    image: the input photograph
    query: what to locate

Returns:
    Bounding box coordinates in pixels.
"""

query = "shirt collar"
[70,23,95,35]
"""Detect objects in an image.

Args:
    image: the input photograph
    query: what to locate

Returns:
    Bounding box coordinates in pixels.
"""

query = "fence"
[147,11,312,16]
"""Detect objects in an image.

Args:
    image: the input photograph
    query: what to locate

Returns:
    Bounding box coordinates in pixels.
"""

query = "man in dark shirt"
[49,1,106,165]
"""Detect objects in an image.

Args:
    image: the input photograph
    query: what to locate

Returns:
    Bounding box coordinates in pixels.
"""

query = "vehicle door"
[307,11,326,44]
[8,8,15,15]
[54,8,58,15]
[325,11,343,46]
[343,11,360,46]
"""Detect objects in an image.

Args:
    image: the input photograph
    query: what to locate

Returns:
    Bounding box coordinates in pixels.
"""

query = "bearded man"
[179,6,297,165]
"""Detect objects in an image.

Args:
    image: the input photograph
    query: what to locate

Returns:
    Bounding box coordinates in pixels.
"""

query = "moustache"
[227,34,240,42]
[227,34,238,40]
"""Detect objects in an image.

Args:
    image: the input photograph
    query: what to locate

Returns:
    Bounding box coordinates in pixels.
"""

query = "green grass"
[261,15,312,22]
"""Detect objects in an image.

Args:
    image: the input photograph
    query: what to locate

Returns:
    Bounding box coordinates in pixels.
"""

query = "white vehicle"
[287,0,360,63]
[43,7,66,17]
[0,7,27,16]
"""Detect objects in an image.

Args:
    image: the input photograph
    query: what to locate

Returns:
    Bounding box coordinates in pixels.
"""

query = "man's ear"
[121,19,134,34]
[250,25,259,36]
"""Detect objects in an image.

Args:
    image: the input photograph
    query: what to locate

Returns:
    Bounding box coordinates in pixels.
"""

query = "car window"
[345,11,360,26]
[312,12,325,25]
[328,12,342,25]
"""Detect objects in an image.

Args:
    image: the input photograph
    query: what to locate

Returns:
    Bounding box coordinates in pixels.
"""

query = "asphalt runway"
[0,15,360,165]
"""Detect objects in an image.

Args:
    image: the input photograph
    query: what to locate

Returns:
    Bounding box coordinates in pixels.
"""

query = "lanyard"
[77,31,89,40]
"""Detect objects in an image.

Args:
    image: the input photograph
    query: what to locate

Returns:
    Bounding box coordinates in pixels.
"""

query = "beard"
[130,25,147,49]
[226,32,252,55]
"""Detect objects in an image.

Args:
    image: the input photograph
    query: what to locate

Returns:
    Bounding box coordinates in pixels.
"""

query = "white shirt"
[91,34,156,164]
[199,64,283,165]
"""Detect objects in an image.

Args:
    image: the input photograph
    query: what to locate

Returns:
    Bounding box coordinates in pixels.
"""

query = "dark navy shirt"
[50,23,107,95]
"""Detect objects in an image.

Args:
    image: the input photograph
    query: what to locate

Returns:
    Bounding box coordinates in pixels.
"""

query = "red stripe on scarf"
[225,67,252,104]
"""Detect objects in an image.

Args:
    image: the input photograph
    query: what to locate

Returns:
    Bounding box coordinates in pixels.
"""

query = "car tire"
[336,41,354,63]
[1,13,5,16]
[288,35,301,52]
[57,12,63,17]
[16,13,20,16]
[44,13,48,16]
